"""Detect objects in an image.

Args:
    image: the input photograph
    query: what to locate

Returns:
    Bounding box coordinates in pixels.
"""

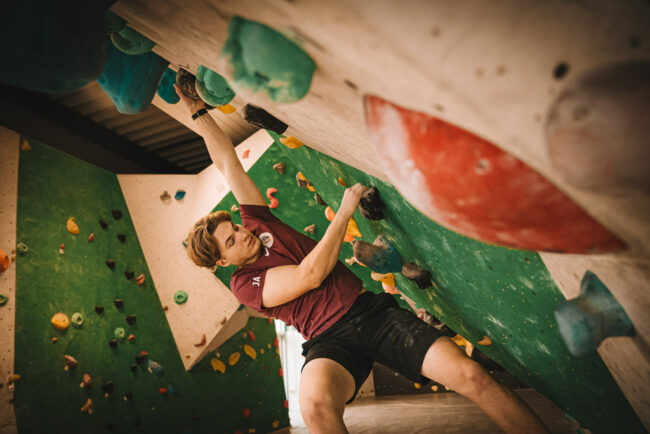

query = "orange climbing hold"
[229,352,241,366]
[0,249,8,272]
[136,274,145,286]
[324,206,362,241]
[451,334,475,357]
[51,312,70,330]
[66,217,80,235]
[210,358,226,373]
[218,104,236,114]
[248,330,256,341]
[279,136,304,149]
[266,188,279,208]
[478,336,492,346]
[338,177,346,187]
[244,344,257,360]
[272,420,280,429]
[242,149,250,159]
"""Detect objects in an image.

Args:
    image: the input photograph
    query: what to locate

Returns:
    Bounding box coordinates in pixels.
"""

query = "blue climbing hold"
[352,236,402,274]
[555,270,635,357]
[175,190,186,200]
[98,41,169,114]
[157,68,180,104]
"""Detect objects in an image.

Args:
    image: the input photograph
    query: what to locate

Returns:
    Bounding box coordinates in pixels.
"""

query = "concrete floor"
[276,389,583,433]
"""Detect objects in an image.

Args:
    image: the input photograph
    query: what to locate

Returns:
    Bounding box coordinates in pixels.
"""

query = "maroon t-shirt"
[230,204,362,339]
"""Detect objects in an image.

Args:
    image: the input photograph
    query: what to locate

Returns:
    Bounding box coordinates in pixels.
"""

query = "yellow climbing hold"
[228,352,241,366]
[260,348,264,354]
[66,217,80,235]
[432,385,438,392]
[272,420,280,429]
[20,138,31,151]
[414,382,421,389]
[280,136,304,149]
[243,344,257,360]
[346,217,362,238]
[51,312,70,330]
[478,336,492,346]
[210,358,226,373]
[370,272,395,287]
[338,177,346,186]
[451,334,474,357]
[217,104,236,114]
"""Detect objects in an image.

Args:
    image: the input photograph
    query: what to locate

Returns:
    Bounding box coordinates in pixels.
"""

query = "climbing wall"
[13,138,288,433]
[237,134,644,434]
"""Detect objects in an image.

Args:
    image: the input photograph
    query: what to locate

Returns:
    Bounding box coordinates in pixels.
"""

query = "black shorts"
[301,291,443,404]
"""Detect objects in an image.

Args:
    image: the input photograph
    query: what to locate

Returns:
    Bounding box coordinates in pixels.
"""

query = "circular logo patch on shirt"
[259,232,274,248]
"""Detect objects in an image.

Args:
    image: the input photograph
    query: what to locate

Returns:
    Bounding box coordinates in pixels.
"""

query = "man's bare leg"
[300,358,355,434]
[421,337,550,434]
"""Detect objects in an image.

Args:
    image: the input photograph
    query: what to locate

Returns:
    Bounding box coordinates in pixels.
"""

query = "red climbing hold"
[248,330,256,341]
[242,408,250,418]
[242,149,250,159]
[364,94,626,254]
[282,400,289,409]
[159,387,168,395]
[266,188,279,209]
[278,368,283,377]
[273,338,279,348]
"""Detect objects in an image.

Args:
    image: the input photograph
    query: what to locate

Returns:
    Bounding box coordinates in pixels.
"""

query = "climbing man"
[178,84,549,434]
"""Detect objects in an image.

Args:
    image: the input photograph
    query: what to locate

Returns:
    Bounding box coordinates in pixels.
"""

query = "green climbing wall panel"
[14,139,289,434]
[218,134,643,434]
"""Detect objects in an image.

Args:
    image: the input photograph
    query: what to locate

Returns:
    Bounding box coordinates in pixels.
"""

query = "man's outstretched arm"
[174,84,266,206]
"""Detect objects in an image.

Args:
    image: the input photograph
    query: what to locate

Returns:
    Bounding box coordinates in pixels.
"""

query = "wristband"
[191,108,208,120]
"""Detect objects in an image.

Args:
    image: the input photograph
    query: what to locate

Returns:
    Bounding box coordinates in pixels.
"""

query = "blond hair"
[186,211,232,268]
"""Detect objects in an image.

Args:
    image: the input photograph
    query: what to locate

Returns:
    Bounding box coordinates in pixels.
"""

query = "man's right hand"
[173,83,205,116]
[338,183,369,218]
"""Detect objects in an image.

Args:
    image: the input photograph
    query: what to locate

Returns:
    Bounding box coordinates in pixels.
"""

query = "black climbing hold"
[117,234,126,243]
[135,353,147,365]
[133,418,141,426]
[314,193,327,206]
[109,339,118,348]
[114,299,124,309]
[126,314,136,325]
[102,381,114,394]
[358,186,385,220]
[130,363,138,372]
[124,270,134,280]
[99,219,109,229]
[553,62,569,80]
[106,259,116,269]
[243,104,288,135]
[401,262,432,289]
[176,68,201,100]
[95,305,104,314]
[112,210,122,220]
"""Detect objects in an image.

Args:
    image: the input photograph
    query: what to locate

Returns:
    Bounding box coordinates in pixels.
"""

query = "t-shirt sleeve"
[230,267,269,312]
[239,204,281,231]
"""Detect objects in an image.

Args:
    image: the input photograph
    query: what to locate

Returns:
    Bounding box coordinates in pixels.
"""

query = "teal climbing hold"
[555,270,635,357]
[105,11,127,36]
[352,236,402,274]
[221,16,315,103]
[174,190,186,200]
[98,41,169,114]
[195,65,235,106]
[111,26,155,55]
[0,1,110,93]
[157,68,180,104]
[174,291,188,304]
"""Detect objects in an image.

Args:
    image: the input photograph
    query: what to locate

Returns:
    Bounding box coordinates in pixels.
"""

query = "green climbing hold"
[111,26,155,55]
[195,65,235,107]
[98,41,169,114]
[221,16,315,103]
[174,291,188,304]
[71,312,84,328]
[114,327,126,340]
[0,294,8,306]
[105,11,127,36]
[157,68,180,104]
[16,243,29,256]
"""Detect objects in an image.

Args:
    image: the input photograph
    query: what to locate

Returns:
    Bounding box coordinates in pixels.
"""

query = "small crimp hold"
[266,188,279,208]
[194,334,207,347]
[126,314,136,325]
[314,193,327,206]
[160,191,171,201]
[114,299,124,308]
[136,274,145,286]
[64,354,78,370]
[99,220,108,229]
[102,381,114,396]
[401,262,432,289]
[94,305,104,314]
[304,224,316,235]
[273,162,286,174]
[124,270,134,280]
[80,373,92,389]
[105,259,116,270]
[112,210,122,220]
[230,205,239,213]
[117,234,126,243]
[88,233,95,242]
[279,136,304,149]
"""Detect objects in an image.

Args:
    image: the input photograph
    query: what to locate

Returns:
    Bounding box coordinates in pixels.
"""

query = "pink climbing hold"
[266,188,279,209]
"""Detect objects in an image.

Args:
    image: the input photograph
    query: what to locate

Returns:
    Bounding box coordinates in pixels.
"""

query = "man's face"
[212,221,260,267]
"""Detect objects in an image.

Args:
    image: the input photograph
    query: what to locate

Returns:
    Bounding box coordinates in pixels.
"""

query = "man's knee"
[454,360,493,397]
[300,389,344,423]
